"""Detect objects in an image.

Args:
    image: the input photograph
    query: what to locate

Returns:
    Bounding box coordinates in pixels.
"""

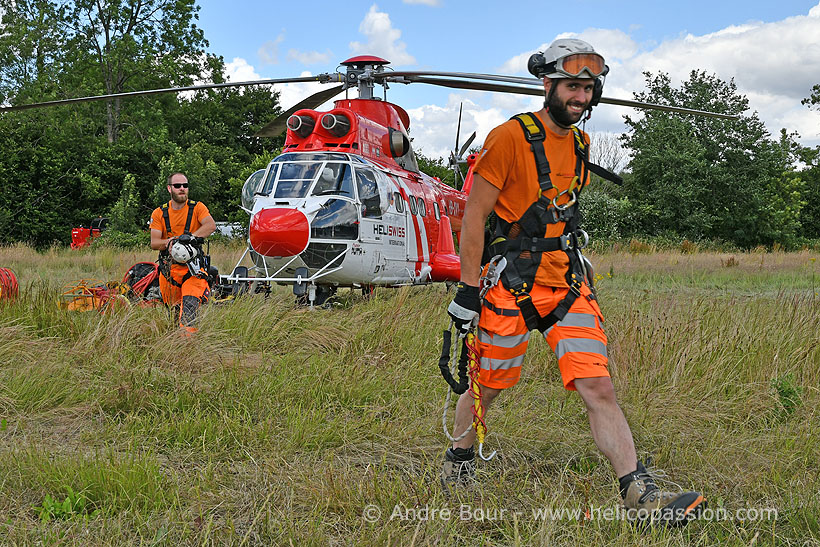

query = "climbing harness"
[158,200,212,286]
[485,113,619,334]
[440,255,506,462]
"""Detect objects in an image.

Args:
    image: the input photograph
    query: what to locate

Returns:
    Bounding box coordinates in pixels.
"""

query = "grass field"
[0,243,818,545]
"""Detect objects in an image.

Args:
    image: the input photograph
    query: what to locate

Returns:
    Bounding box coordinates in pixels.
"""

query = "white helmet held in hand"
[170,240,198,264]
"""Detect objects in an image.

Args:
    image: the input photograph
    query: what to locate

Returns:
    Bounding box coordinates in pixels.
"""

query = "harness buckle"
[568,273,583,297]
[559,234,571,250]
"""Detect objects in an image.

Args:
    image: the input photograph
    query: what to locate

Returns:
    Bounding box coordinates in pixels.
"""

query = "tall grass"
[0,244,817,544]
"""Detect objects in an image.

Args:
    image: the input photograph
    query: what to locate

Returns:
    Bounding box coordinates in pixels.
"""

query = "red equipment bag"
[122,262,162,303]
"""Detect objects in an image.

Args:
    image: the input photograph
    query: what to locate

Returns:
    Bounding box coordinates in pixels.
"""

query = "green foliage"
[622,71,804,248]
[416,152,458,186]
[90,228,150,249]
[225,148,282,229]
[772,373,803,419]
[33,487,101,522]
[109,174,141,233]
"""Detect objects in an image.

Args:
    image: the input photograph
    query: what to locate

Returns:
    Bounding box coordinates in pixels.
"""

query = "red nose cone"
[249,208,310,257]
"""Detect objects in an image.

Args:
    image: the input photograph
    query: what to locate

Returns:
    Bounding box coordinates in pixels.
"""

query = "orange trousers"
[159,264,210,332]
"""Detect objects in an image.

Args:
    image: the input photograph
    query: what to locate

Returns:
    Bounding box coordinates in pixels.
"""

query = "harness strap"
[161,200,198,237]
[483,299,520,317]
[159,268,192,287]
[512,113,554,194]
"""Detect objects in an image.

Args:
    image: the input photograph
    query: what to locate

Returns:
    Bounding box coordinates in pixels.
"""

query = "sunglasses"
[171,183,189,189]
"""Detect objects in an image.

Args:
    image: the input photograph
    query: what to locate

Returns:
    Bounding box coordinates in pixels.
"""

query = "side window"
[433,202,440,220]
[355,168,383,218]
[408,195,418,216]
[417,197,427,217]
[241,168,266,210]
[312,162,354,198]
[393,192,404,213]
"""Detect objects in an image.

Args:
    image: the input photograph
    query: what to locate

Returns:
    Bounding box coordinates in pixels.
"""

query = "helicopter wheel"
[361,284,376,299]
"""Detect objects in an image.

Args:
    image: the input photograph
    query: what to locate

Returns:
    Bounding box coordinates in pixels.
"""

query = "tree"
[622,71,803,247]
[0,1,282,246]
[65,0,211,142]
[0,0,68,103]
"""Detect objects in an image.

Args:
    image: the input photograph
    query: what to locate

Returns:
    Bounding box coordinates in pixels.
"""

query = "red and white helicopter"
[1,54,734,305]
[232,56,476,304]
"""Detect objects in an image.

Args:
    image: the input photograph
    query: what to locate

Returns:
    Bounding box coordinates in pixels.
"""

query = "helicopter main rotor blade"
[0,74,345,113]
[254,84,346,138]
[384,73,738,120]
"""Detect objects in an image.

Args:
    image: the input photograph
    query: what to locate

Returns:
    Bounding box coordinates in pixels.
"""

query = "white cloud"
[258,34,285,65]
[494,4,820,148]
[407,94,506,159]
[349,4,415,66]
[224,58,261,82]
[286,49,332,65]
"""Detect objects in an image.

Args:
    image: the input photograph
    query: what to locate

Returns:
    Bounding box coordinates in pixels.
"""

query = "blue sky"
[196,0,820,159]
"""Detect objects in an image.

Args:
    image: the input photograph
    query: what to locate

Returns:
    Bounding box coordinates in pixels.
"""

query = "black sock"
[448,446,475,462]
[618,461,641,499]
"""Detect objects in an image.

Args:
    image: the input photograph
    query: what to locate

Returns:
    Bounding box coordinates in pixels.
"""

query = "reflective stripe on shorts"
[480,353,526,371]
[477,328,530,349]
[555,337,608,360]
[545,312,597,334]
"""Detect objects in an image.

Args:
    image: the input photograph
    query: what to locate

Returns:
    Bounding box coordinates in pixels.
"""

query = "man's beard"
[171,193,187,204]
[547,92,586,128]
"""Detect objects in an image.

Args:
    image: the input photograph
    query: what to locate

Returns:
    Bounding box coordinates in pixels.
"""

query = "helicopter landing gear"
[295,283,336,307]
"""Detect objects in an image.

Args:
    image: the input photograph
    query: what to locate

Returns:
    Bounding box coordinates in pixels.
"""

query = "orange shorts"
[476,281,608,391]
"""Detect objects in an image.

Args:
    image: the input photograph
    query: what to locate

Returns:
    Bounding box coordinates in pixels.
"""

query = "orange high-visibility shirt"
[474,112,589,288]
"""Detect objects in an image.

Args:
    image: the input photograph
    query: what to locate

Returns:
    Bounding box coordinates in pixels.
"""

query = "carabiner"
[478,442,497,461]
[552,189,577,211]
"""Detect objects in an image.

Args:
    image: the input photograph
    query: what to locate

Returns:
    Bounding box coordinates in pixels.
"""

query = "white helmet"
[528,38,608,80]
[170,240,198,264]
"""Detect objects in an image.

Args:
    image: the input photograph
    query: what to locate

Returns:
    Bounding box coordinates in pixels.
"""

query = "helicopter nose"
[249,208,310,257]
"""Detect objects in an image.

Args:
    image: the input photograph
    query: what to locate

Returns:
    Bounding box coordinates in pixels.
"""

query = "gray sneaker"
[440,447,476,493]
[622,462,706,526]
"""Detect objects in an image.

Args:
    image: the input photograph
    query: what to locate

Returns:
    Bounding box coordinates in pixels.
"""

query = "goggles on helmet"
[547,53,608,79]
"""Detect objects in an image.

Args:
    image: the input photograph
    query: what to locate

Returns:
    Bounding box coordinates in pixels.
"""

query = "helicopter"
[1,54,735,305]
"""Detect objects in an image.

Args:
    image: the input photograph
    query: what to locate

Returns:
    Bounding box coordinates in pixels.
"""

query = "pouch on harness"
[157,200,217,287]
[486,113,621,333]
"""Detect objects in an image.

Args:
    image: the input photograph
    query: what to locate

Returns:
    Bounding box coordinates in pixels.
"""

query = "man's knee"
[574,376,618,408]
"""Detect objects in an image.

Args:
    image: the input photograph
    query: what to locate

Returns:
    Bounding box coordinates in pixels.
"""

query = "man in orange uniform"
[443,38,705,525]
[150,172,216,333]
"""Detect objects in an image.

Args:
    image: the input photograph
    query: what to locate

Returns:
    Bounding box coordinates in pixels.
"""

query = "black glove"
[447,282,481,334]
[177,234,193,244]
[192,236,205,246]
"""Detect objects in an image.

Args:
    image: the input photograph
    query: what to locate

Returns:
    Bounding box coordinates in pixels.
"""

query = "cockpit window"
[259,163,280,196]
[311,162,354,198]
[273,162,322,198]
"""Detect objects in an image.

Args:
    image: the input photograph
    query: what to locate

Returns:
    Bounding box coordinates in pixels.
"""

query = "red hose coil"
[0,267,19,300]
